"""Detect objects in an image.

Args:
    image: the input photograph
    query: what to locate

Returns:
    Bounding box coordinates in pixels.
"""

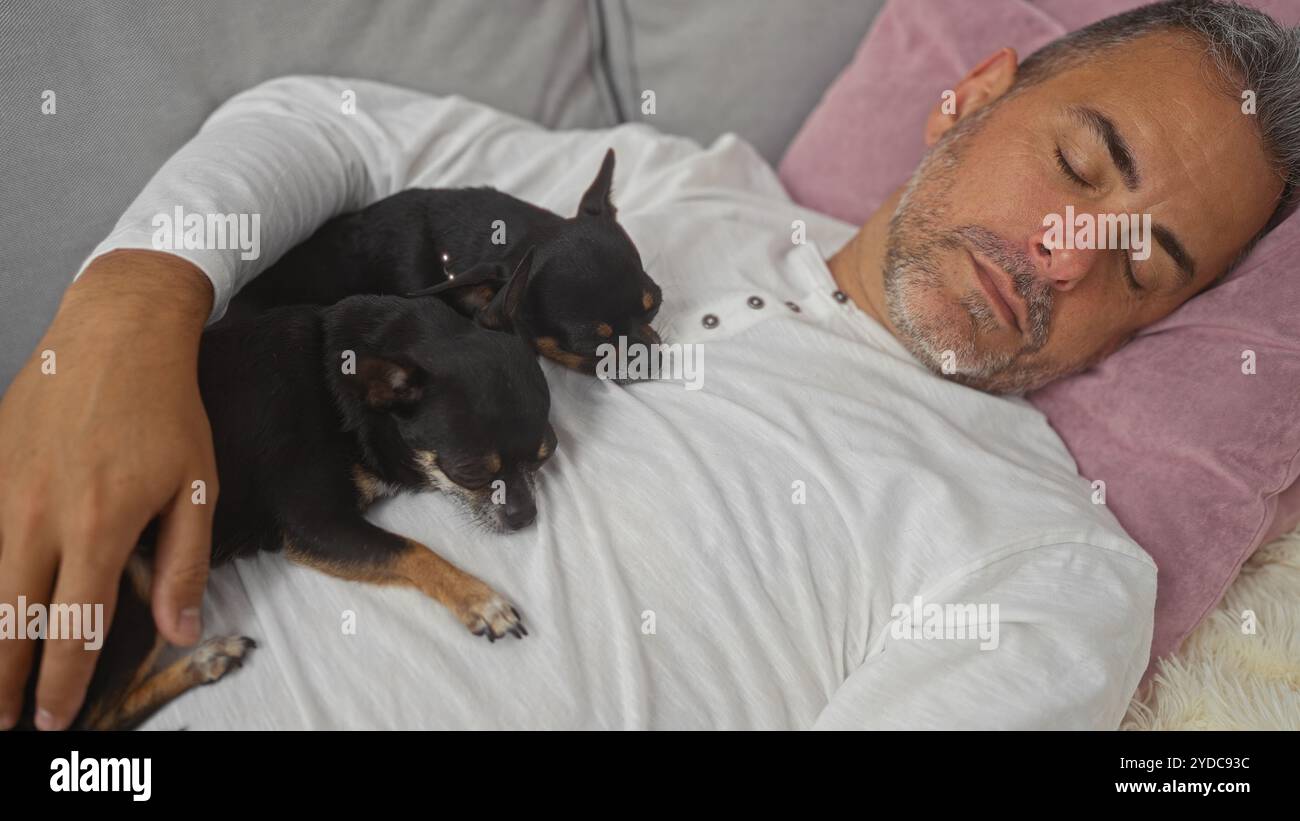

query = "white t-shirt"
[83,76,1155,729]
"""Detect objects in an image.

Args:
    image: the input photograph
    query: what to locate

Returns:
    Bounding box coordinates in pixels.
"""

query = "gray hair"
[1015,0,1300,252]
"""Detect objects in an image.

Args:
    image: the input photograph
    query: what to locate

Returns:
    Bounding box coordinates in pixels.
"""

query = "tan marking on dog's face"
[596,322,613,338]
[406,450,518,532]
[642,291,655,311]
[534,336,588,370]
[412,449,490,510]
[411,449,454,492]
[486,452,502,473]
[537,441,551,460]
[413,450,438,476]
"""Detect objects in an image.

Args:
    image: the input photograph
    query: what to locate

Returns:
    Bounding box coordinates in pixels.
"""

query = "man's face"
[885,31,1282,393]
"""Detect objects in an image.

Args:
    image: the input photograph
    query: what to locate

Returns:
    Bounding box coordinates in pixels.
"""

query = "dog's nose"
[504,492,536,530]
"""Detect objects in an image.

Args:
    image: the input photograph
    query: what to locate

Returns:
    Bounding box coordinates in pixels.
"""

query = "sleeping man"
[1,0,1296,729]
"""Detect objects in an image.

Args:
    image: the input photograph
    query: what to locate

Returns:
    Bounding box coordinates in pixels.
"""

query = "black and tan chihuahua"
[225,148,663,373]
[20,261,554,730]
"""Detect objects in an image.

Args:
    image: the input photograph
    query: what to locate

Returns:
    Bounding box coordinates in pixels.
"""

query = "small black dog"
[20,281,554,730]
[226,149,662,373]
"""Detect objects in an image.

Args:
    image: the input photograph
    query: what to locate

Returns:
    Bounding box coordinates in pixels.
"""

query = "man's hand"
[0,250,218,730]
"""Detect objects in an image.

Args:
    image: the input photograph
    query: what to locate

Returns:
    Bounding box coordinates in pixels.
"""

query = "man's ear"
[477,247,535,331]
[345,355,426,410]
[924,48,1018,146]
[577,148,617,219]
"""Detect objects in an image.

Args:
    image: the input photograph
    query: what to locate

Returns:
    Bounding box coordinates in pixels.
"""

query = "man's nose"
[1029,227,1101,292]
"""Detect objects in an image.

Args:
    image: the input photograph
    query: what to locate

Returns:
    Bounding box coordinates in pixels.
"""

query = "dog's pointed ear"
[344,355,426,410]
[577,148,617,219]
[405,261,507,298]
[477,247,535,331]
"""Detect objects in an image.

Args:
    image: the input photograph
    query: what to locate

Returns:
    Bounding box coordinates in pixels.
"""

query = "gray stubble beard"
[882,107,1063,395]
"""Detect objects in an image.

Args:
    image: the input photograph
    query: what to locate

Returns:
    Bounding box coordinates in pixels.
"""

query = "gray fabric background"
[602,0,884,161]
[0,0,884,393]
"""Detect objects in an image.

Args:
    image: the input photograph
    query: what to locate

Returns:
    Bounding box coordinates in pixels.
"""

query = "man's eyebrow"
[1069,105,1140,191]
[1151,223,1196,285]
[1068,106,1197,286]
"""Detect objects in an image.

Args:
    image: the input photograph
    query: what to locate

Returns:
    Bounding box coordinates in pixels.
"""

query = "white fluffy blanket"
[1124,527,1300,730]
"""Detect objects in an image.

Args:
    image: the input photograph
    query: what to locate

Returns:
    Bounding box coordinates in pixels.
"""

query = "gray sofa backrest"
[0,0,883,392]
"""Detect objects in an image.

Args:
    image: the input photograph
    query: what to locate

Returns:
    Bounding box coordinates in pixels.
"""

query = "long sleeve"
[77,74,799,322]
[813,542,1156,730]
[79,76,397,319]
[75,76,593,321]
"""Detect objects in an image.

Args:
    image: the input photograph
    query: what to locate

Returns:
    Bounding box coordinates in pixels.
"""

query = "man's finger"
[150,486,214,646]
[32,539,124,731]
[0,545,58,729]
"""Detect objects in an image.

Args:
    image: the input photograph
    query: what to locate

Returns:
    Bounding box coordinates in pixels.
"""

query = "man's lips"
[967,249,1025,335]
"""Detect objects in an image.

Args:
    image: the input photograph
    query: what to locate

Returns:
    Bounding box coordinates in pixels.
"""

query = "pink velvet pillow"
[779,0,1300,669]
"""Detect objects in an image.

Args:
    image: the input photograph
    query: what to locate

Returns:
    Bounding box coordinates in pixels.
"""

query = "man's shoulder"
[987,528,1157,576]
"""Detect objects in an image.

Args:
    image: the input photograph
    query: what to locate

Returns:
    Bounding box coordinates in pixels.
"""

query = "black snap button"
[702,313,719,329]
[832,290,849,304]
[785,301,801,313]
[747,296,764,309]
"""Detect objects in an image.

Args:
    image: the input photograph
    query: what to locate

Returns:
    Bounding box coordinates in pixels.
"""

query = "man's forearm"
[68,250,213,334]
[77,73,682,326]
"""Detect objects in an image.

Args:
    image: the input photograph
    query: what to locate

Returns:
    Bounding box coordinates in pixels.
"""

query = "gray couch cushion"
[0,0,890,392]
[599,0,885,164]
[0,0,610,391]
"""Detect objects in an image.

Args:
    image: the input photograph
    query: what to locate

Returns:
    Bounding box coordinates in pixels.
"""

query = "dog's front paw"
[190,636,258,683]
[458,592,527,642]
